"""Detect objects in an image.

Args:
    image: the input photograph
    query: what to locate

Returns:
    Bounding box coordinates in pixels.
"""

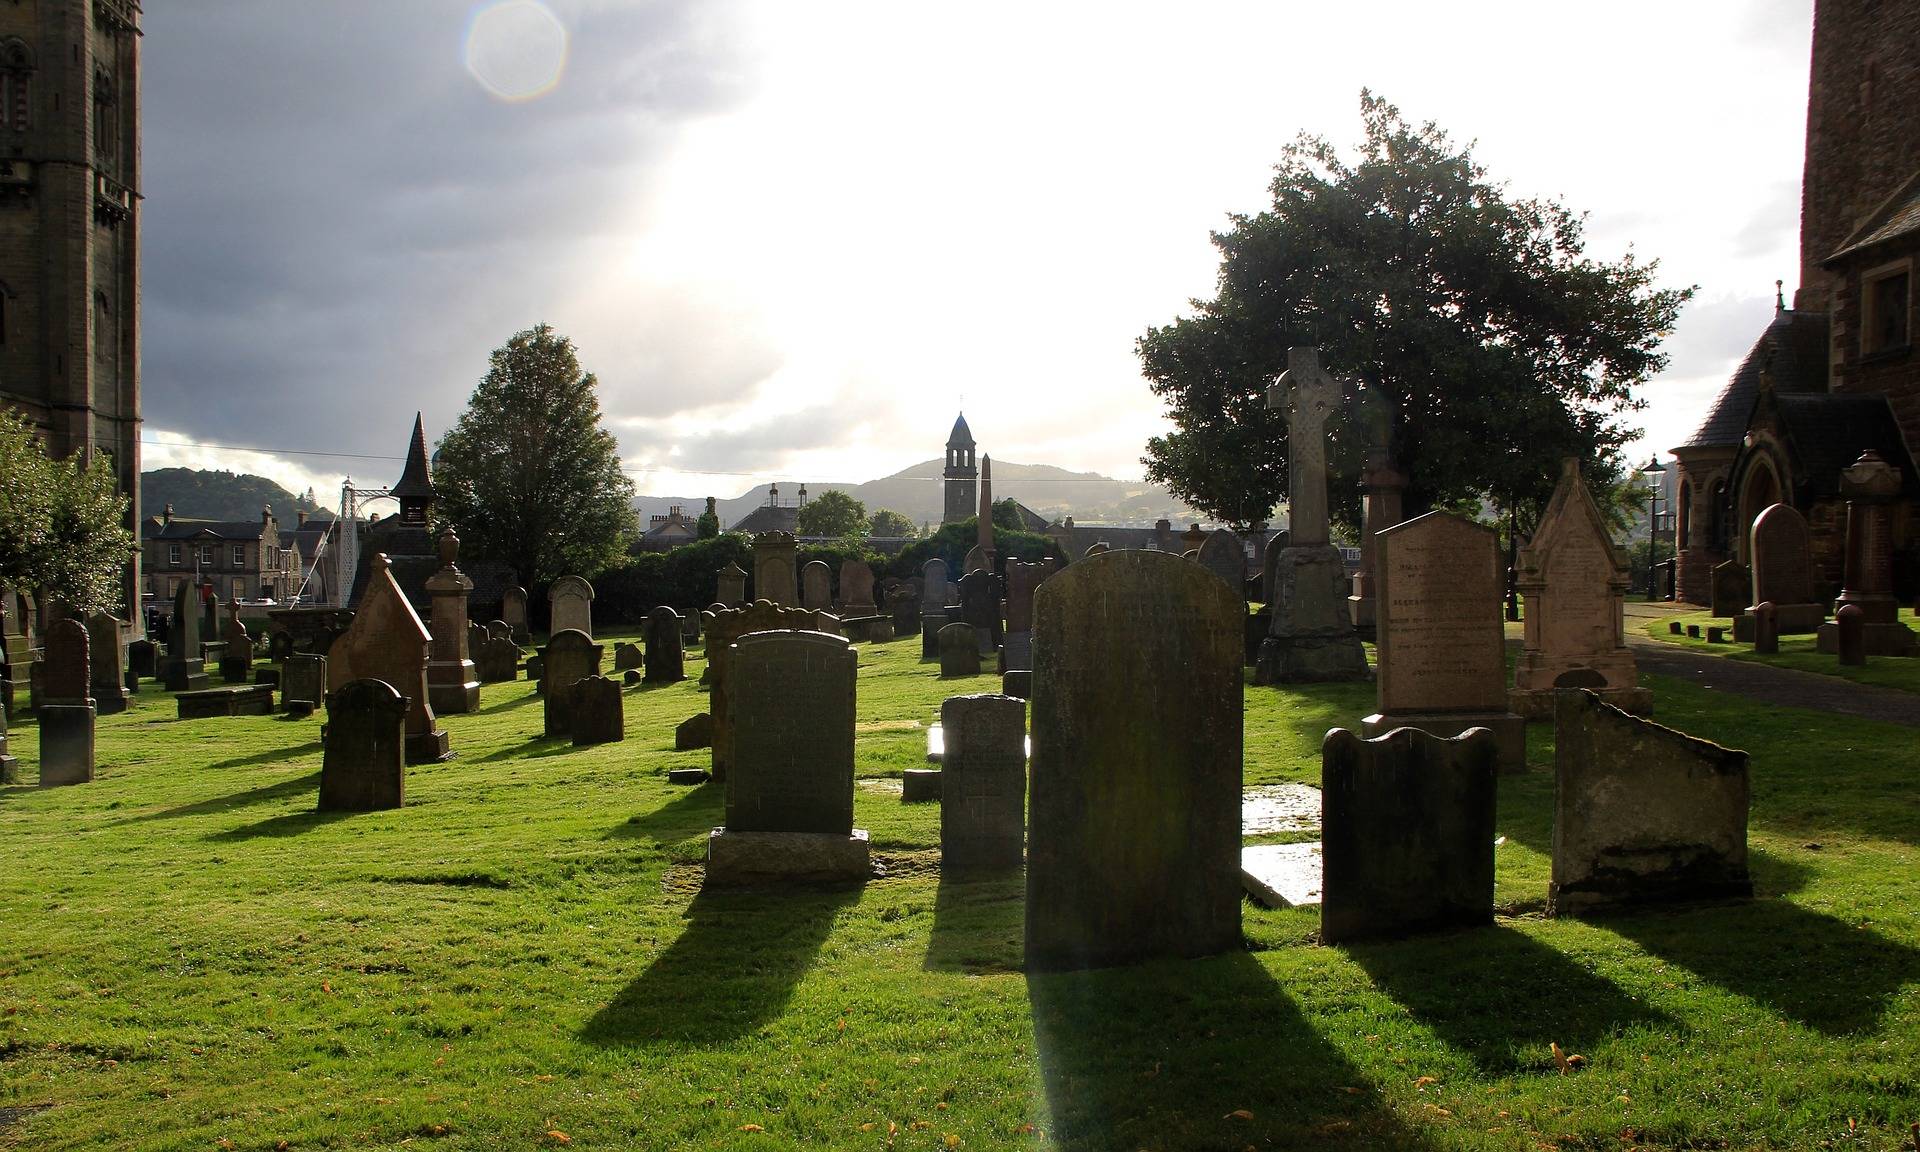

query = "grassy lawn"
[5,631,1920,1150]
[1642,608,1920,694]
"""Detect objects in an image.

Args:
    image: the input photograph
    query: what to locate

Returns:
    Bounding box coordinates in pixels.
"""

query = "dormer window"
[1863,263,1911,357]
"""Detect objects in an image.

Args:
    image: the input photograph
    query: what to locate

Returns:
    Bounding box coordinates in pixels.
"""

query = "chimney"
[297,509,308,527]
[162,502,173,526]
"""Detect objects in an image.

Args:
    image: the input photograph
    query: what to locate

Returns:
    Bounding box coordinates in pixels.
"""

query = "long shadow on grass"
[581,885,856,1046]
[476,690,538,716]
[1346,924,1672,1073]
[112,770,322,826]
[204,806,354,841]
[924,871,1023,973]
[202,742,322,772]
[1029,951,1442,1150]
[1599,897,1920,1035]
[605,783,722,843]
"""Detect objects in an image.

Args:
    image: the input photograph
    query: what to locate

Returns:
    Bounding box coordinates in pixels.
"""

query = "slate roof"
[1675,309,1830,451]
[727,504,800,534]
[947,412,975,448]
[1773,392,1920,497]
[143,517,267,542]
[391,413,435,504]
[1829,167,1920,262]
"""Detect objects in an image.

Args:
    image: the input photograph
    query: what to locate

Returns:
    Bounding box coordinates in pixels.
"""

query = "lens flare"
[464,0,568,103]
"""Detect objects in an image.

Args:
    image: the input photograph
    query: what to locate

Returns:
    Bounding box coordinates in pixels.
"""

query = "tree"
[432,324,637,585]
[1139,92,1692,533]
[795,489,868,539]
[695,498,721,540]
[867,508,918,539]
[0,408,134,613]
[991,498,1025,533]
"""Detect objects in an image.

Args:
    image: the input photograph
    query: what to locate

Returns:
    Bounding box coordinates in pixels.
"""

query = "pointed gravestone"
[86,612,129,716]
[703,600,819,782]
[541,629,604,738]
[801,560,834,612]
[161,583,209,692]
[1027,550,1242,971]
[752,532,799,608]
[644,606,686,683]
[327,553,449,764]
[716,561,748,608]
[39,618,95,786]
[319,678,409,811]
[1510,459,1650,718]
[1321,725,1497,942]
[425,527,480,713]
[1255,347,1368,683]
[501,582,531,645]
[548,576,594,639]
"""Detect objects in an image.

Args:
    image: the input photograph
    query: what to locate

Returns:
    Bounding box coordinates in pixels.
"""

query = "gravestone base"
[93,686,130,716]
[902,768,941,802]
[1347,595,1376,641]
[219,657,251,684]
[177,684,277,719]
[38,703,96,786]
[1255,546,1369,684]
[666,767,709,785]
[1510,684,1652,720]
[1362,711,1525,773]
[427,675,482,715]
[1815,617,1915,657]
[406,729,453,765]
[161,660,210,693]
[705,827,871,887]
[1255,631,1370,684]
[1732,602,1824,641]
[287,700,316,719]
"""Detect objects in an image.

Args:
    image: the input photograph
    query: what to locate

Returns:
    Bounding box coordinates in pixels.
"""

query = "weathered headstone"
[645,607,686,683]
[1510,460,1650,717]
[1320,725,1497,943]
[1255,347,1369,683]
[1002,560,1048,635]
[1836,603,1867,665]
[1710,560,1749,619]
[549,576,595,639]
[675,711,713,751]
[0,590,29,717]
[501,583,531,645]
[839,560,877,617]
[282,653,327,714]
[888,586,920,638]
[38,618,95,787]
[752,532,799,607]
[962,545,989,575]
[1027,549,1242,971]
[920,559,950,611]
[1548,690,1751,915]
[939,693,1026,872]
[1196,530,1247,606]
[613,641,643,672]
[326,553,450,764]
[703,599,818,781]
[126,637,157,681]
[801,560,834,612]
[1258,529,1289,606]
[319,678,408,811]
[716,562,749,608]
[220,603,253,684]
[707,631,868,885]
[1363,510,1525,770]
[425,527,481,713]
[938,622,981,678]
[920,610,947,661]
[43,617,89,705]
[86,613,129,715]
[1817,451,1914,656]
[1752,601,1779,654]
[1736,503,1823,636]
[475,632,519,683]
[570,675,624,745]
[541,629,604,738]
[957,569,1000,655]
[161,582,210,693]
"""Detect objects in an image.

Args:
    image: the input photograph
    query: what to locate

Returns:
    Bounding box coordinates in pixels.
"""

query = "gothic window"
[0,41,30,135]
[92,66,115,168]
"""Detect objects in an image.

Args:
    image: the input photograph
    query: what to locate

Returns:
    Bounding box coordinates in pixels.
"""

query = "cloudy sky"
[141,0,1813,509]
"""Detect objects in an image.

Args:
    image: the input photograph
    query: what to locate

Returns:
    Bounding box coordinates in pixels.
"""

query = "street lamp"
[1642,456,1667,601]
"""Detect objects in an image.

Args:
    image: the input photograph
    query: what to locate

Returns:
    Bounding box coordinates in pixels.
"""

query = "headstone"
[541,629,604,738]
[525,653,544,683]
[0,590,29,717]
[801,560,834,612]
[1255,347,1369,683]
[703,599,819,781]
[161,582,210,693]
[939,693,1026,872]
[962,545,988,575]
[282,653,327,713]
[1686,624,1701,639]
[838,560,877,617]
[752,532,799,607]
[1548,690,1751,915]
[1836,603,1867,665]
[1668,620,1684,635]
[1259,529,1289,606]
[998,630,1033,675]
[1002,560,1048,634]
[43,617,90,706]
[1737,503,1823,635]
[1082,541,1108,559]
[902,767,941,802]
[675,712,713,751]
[938,622,981,678]
[1001,669,1031,699]
[86,613,128,715]
[716,562,748,608]
[319,678,409,811]
[957,569,1000,654]
[1320,725,1497,943]
[326,553,449,764]
[570,675,624,745]
[1817,451,1915,656]
[549,576,595,638]
[644,607,686,683]
[1510,460,1650,717]
[38,617,95,785]
[1706,626,1726,643]
[1752,601,1779,654]
[475,634,519,683]
[501,584,531,645]
[1196,531,1247,606]
[220,603,253,684]
[1362,511,1525,771]
[1027,549,1242,971]
[613,642,643,672]
[707,631,869,885]
[888,586,919,638]
[1349,463,1408,639]
[127,638,157,681]
[920,610,947,661]
[920,559,950,611]
[1709,560,1749,619]
[0,702,17,783]
[424,527,481,713]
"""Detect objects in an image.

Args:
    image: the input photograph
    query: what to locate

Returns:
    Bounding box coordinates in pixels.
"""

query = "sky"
[138,0,1815,512]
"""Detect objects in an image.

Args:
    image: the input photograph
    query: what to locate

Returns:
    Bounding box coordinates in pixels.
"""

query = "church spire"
[392,412,435,525]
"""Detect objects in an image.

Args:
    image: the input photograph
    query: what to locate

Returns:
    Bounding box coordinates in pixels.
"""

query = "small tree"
[0,408,133,613]
[795,490,868,538]
[433,324,638,584]
[867,508,918,539]
[695,499,721,540]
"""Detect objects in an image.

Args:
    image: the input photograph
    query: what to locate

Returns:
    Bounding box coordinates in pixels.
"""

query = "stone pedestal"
[705,828,871,886]
[425,528,481,715]
[162,655,209,693]
[38,703,96,786]
[1255,545,1369,683]
[1733,602,1825,641]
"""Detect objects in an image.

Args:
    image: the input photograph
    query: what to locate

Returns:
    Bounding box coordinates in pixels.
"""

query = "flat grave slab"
[1240,843,1322,908]
[1242,783,1321,834]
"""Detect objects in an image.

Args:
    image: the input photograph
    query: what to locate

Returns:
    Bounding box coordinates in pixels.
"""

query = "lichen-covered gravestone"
[707,631,868,885]
[1548,690,1751,915]
[939,693,1026,872]
[541,629,604,739]
[1320,725,1497,943]
[326,553,449,764]
[319,678,409,811]
[548,576,595,639]
[1026,549,1242,971]
[938,622,981,678]
[802,560,834,612]
[703,600,818,781]
[39,618,96,787]
[644,607,685,683]
[86,612,129,715]
[570,675,624,746]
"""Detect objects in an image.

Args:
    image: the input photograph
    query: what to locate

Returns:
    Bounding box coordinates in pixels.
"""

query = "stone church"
[1672,0,1920,605]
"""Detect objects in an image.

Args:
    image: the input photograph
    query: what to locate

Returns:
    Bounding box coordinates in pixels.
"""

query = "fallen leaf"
[1225,1109,1255,1120]
[944,1136,961,1149]
[545,1131,570,1145]
[1414,1076,1438,1088]
[859,1122,875,1132]
[936,1102,949,1111]
[1015,1123,1037,1136]
[911,1120,933,1131]
[739,1123,764,1132]
[322,981,332,994]
[836,1019,847,1032]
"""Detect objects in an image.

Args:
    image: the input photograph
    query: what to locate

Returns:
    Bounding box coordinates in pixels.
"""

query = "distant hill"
[635,459,1199,531]
[141,468,334,524]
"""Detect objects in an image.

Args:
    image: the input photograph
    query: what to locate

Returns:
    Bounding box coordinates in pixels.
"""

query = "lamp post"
[1642,456,1667,601]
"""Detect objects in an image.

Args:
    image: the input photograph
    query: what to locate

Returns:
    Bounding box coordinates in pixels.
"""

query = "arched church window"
[0,40,32,134]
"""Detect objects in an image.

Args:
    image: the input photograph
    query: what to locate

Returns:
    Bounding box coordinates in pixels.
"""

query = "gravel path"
[1624,630,1920,729]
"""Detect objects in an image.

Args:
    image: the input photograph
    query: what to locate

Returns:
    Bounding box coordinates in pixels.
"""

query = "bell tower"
[942,412,977,525]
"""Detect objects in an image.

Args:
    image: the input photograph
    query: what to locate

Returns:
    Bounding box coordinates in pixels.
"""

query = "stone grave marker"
[1817,451,1914,656]
[716,562,748,608]
[1737,502,1822,636]
[921,559,950,611]
[425,527,481,713]
[675,712,712,751]
[704,600,818,781]
[957,569,1000,655]
[613,642,643,672]
[0,701,16,783]
[549,576,595,639]
[127,637,157,681]
[282,653,327,714]
[939,693,1026,871]
[1196,530,1247,606]
[1548,690,1751,915]
[1003,560,1048,635]
[801,560,833,612]
[502,583,531,644]
[326,553,449,764]
[570,675,624,745]
[220,602,253,683]
[1320,725,1497,943]
[889,586,920,638]
[920,610,947,661]
[1027,549,1241,971]
[1836,603,1866,665]
[839,560,877,617]
[752,532,799,607]
[161,582,210,692]
[1259,529,1289,606]
[541,629,604,738]
[319,678,409,811]
[645,607,686,683]
[1710,560,1748,619]
[939,622,981,678]
[86,613,128,715]
[39,618,95,786]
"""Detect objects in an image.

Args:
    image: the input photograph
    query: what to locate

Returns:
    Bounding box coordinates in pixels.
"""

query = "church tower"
[0,0,142,619]
[942,412,977,525]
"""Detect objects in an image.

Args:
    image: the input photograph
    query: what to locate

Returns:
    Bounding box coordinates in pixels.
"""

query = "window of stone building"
[91,66,114,167]
[231,544,245,567]
[200,544,214,567]
[1863,262,1911,356]
[0,41,32,135]
[231,578,244,603]
[167,543,181,566]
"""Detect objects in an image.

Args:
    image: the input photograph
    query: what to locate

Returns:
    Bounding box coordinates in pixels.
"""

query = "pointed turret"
[947,412,975,449]
[393,413,435,525]
[943,411,979,525]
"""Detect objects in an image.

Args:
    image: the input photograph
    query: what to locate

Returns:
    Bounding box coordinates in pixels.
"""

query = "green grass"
[5,633,1920,1149]
[1643,609,1920,694]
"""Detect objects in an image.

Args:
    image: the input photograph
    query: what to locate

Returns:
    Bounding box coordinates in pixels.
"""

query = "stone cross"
[1268,346,1342,549]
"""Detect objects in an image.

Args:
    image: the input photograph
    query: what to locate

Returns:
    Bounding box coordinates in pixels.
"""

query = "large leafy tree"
[867,508,918,539]
[0,408,134,613]
[432,325,637,585]
[795,490,868,539]
[1140,93,1692,532]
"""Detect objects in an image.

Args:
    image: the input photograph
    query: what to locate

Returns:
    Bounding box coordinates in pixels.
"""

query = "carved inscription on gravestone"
[725,631,857,835]
[1376,512,1505,714]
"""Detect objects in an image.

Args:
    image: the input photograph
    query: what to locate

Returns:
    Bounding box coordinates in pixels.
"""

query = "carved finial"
[1775,279,1785,312]
[438,525,460,567]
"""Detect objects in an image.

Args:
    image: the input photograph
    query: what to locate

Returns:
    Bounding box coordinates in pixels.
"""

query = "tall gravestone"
[704,600,818,781]
[1363,511,1525,771]
[644,606,686,683]
[1255,348,1369,683]
[1000,560,1048,674]
[706,630,868,885]
[501,583,531,645]
[220,603,253,683]
[1816,451,1914,656]
[752,532,799,608]
[541,629,604,738]
[1736,503,1823,637]
[549,576,595,639]
[39,618,95,786]
[1343,381,1401,639]
[0,589,30,717]
[326,553,450,764]
[425,527,481,713]
[801,560,834,612]
[716,562,748,608]
[161,582,210,693]
[1321,725,1497,942]
[920,558,950,611]
[86,612,129,716]
[1196,531,1247,607]
[1027,550,1242,971]
[1549,690,1751,915]
[1510,459,1650,717]
[957,569,1000,655]
[939,693,1026,871]
[319,678,409,811]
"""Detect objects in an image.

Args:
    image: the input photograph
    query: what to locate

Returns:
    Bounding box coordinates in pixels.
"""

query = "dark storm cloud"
[141,0,757,461]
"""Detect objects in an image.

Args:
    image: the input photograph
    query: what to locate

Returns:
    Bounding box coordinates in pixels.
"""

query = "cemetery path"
[1625,634,1920,728]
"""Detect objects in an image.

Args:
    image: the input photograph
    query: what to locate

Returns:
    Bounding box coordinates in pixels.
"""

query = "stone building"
[1671,0,1920,605]
[942,412,977,525]
[637,504,699,553]
[0,0,143,623]
[142,504,299,607]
